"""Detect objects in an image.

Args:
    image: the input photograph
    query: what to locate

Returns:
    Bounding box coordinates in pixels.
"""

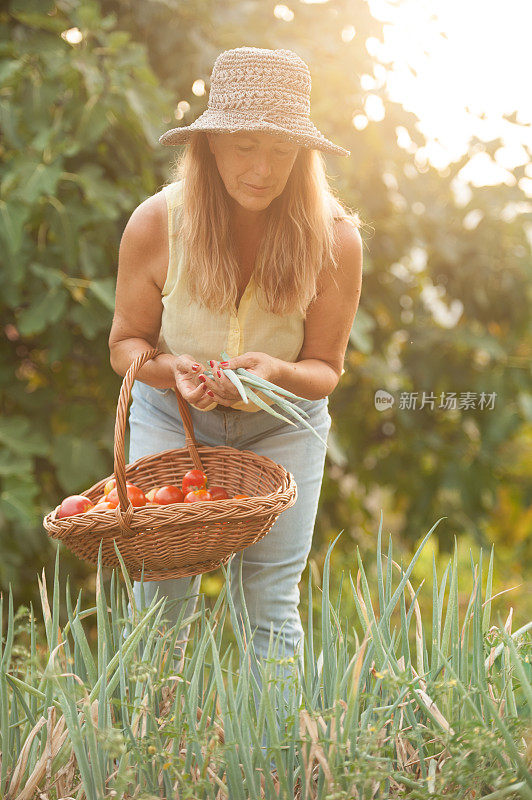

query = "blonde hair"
[166,132,365,318]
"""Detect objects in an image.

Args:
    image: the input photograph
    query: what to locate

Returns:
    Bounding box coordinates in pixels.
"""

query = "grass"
[0,514,531,799]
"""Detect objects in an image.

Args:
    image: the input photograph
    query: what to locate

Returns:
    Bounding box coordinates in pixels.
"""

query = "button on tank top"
[156,179,306,412]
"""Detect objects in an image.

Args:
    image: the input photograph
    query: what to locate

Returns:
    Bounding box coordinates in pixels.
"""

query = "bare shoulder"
[315,218,362,295]
[296,218,363,378]
[121,189,168,291]
[334,218,363,265]
[124,189,167,242]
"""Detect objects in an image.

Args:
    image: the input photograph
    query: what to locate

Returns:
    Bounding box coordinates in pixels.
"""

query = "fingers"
[174,355,241,408]
[203,360,241,405]
[174,368,216,409]
[187,381,216,409]
[178,354,204,375]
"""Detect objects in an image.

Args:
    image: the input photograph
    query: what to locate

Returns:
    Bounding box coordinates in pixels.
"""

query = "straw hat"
[159,46,350,157]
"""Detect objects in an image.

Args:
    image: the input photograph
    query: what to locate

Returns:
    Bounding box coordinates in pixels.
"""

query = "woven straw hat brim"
[159,109,350,157]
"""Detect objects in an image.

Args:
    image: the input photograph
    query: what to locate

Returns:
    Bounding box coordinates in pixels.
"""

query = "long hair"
[165,131,365,318]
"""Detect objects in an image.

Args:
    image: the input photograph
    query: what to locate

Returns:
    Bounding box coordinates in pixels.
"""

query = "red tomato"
[182,469,208,494]
[95,492,118,508]
[107,484,147,507]
[208,485,229,500]
[184,489,212,503]
[105,478,139,497]
[145,488,158,502]
[153,485,185,505]
[103,478,116,496]
[85,501,116,514]
[57,495,94,518]
[233,494,250,499]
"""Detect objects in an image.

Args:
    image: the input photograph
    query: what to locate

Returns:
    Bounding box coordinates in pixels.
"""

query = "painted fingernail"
[198,374,206,383]
[208,360,215,368]
[207,390,215,397]
[217,369,222,377]
[192,364,199,371]
[220,361,229,367]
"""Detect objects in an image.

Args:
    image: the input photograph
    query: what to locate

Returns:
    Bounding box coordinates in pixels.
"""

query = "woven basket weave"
[43,349,298,581]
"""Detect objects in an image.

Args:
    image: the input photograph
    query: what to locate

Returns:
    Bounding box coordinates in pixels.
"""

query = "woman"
[109,46,363,743]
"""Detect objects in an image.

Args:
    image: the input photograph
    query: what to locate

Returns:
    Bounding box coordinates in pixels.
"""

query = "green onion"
[234,368,306,402]
[234,373,310,415]
[220,350,306,402]
[267,399,329,447]
[219,367,248,404]
[204,366,248,403]
[206,365,308,424]
[244,383,310,420]
[216,350,330,444]
[240,384,298,426]
[223,377,327,445]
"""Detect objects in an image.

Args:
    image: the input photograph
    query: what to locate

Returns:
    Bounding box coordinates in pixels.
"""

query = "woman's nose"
[253,155,273,178]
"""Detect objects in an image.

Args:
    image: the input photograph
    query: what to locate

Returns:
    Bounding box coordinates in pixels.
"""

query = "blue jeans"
[125,378,331,752]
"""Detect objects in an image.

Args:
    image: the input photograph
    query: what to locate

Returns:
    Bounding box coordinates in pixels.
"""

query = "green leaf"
[124,88,161,143]
[29,262,65,289]
[70,295,112,339]
[10,11,66,33]
[0,450,33,478]
[0,200,29,256]
[73,97,111,146]
[89,277,116,312]
[349,307,375,354]
[0,476,40,526]
[0,99,22,149]
[10,161,63,205]
[0,59,24,87]
[518,392,532,422]
[17,288,69,336]
[0,418,48,457]
[50,434,108,494]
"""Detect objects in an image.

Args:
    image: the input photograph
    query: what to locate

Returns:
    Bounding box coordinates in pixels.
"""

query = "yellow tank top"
[156,179,306,412]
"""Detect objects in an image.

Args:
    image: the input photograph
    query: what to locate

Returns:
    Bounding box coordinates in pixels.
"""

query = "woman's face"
[206,131,299,216]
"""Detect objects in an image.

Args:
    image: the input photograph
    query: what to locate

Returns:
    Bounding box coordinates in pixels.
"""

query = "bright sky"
[364,0,532,195]
[302,0,532,198]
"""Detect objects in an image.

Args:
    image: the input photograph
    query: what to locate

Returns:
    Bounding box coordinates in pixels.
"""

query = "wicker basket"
[43,348,298,581]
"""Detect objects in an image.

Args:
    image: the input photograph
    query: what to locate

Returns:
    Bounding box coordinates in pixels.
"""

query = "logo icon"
[375,390,394,411]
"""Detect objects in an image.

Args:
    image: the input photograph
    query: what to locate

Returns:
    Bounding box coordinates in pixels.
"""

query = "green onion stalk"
[199,351,328,448]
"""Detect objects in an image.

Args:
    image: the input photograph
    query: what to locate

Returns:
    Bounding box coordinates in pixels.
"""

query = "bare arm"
[203,221,363,404]
[273,220,363,399]
[108,193,214,409]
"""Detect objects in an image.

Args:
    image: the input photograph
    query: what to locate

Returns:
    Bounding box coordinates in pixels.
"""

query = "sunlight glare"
[352,114,369,131]
[365,94,385,122]
[366,0,531,192]
[192,80,205,97]
[341,25,356,42]
[274,5,295,21]
[174,101,190,121]
[61,27,83,44]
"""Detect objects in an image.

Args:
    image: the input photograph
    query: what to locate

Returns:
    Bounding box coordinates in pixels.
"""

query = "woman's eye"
[236,145,292,156]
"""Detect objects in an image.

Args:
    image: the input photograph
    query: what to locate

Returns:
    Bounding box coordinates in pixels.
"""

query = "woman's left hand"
[201,351,280,406]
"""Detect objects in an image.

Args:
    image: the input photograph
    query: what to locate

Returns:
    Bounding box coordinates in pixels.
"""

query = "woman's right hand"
[170,354,216,410]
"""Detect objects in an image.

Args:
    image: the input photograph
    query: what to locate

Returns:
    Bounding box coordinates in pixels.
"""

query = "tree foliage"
[1,0,531,624]
[1,0,170,596]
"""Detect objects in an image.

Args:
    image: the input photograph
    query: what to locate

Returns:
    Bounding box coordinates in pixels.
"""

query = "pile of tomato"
[56,469,250,519]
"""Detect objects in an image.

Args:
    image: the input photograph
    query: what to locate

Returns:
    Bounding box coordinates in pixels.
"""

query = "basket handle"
[113,348,206,535]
